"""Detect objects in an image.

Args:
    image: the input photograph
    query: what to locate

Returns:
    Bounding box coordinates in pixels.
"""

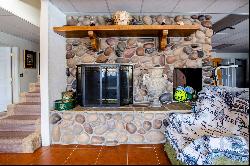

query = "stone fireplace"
[66,34,212,105]
[65,15,214,107]
[50,14,214,145]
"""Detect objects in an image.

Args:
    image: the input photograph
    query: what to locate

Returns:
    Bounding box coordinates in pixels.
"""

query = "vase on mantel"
[142,67,168,107]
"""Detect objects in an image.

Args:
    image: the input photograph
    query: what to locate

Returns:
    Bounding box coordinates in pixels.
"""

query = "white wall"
[0,47,12,112]
[19,49,39,93]
[0,31,39,97]
[40,0,66,146]
[48,2,67,109]
[40,0,50,146]
[212,52,249,86]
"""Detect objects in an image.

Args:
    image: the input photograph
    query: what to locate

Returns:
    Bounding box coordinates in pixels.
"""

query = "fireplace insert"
[173,68,202,102]
[76,64,133,107]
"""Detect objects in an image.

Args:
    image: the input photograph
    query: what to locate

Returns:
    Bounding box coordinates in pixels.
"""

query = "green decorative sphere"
[187,92,193,100]
[174,90,187,102]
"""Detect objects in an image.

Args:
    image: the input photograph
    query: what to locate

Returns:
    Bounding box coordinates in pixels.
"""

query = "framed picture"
[38,53,40,74]
[24,50,36,69]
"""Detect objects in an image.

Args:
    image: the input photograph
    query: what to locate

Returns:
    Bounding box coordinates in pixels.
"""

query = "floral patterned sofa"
[164,86,249,165]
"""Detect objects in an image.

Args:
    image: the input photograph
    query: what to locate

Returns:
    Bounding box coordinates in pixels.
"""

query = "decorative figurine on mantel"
[112,10,131,25]
[89,16,96,26]
[143,67,168,107]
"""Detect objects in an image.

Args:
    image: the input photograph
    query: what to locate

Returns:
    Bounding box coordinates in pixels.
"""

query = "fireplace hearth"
[76,64,133,107]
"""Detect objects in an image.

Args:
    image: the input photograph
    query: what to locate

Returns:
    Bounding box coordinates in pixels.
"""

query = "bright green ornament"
[174,90,187,102]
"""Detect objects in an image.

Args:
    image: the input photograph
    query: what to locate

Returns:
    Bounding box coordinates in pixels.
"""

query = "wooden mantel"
[53,25,200,51]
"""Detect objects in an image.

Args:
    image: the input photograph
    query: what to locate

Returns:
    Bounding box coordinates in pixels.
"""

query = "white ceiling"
[1,1,248,53]
[0,7,40,44]
[20,0,41,10]
[212,19,249,53]
[50,0,249,53]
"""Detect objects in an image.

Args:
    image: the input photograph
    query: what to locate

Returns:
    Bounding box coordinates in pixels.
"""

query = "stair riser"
[14,111,40,116]
[29,84,40,88]
[29,83,40,87]
[0,120,38,124]
[29,87,40,93]
[29,83,40,92]
[29,85,40,89]
[0,124,37,131]
[15,105,41,112]
[13,108,41,115]
[6,105,40,116]
[0,144,23,153]
[21,97,41,103]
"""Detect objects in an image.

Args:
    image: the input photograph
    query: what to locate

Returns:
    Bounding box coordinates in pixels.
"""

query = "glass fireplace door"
[101,65,120,106]
[77,64,132,107]
[120,65,133,105]
[84,66,101,106]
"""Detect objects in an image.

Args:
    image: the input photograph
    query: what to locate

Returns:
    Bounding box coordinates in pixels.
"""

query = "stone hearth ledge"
[50,106,191,145]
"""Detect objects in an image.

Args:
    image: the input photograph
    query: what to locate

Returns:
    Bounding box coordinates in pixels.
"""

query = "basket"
[54,99,75,111]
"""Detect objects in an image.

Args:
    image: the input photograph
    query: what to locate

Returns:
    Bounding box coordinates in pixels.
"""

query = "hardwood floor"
[0,144,171,165]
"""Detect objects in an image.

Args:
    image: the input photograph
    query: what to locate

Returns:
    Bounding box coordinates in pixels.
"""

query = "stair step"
[0,81,42,153]
[12,103,41,115]
[0,131,33,144]
[29,83,40,87]
[29,83,40,93]
[0,115,40,136]
[30,84,40,87]
[20,92,41,103]
[14,111,40,115]
[14,110,40,116]
[0,124,38,131]
[30,90,40,93]
[0,120,39,131]
[24,92,40,97]
[27,97,40,102]
[29,88,40,93]
[2,115,40,120]
[0,131,41,153]
[16,102,41,109]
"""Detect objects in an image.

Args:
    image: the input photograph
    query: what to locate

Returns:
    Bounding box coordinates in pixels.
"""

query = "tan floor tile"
[96,146,127,165]
[152,145,171,165]
[31,148,74,165]
[0,154,10,164]
[2,154,36,165]
[64,148,100,165]
[128,147,157,165]
[0,147,49,165]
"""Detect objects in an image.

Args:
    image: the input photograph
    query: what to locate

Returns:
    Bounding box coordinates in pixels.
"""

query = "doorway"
[0,47,12,112]
[235,59,248,88]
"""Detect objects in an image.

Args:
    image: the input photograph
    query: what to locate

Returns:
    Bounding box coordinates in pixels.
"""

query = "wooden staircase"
[0,79,41,153]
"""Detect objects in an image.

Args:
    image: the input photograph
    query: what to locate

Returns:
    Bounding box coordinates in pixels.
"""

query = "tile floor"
[0,144,171,165]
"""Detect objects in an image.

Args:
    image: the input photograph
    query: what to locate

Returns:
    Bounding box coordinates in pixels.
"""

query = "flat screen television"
[173,68,202,101]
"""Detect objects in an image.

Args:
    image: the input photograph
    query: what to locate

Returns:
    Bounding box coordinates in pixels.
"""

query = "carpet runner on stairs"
[0,81,41,153]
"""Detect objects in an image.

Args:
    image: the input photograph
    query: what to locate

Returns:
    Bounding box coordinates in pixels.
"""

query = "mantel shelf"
[53,25,200,51]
